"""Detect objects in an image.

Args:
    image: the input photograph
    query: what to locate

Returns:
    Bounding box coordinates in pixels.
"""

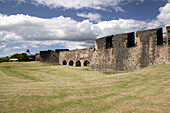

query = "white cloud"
[147,3,170,29]
[1,0,26,3]
[94,19,147,38]
[0,13,97,56]
[0,13,149,57]
[0,0,5,2]
[0,14,97,42]
[17,0,25,3]
[0,47,26,57]
[77,12,101,22]
[31,0,118,10]
[1,2,170,57]
[147,20,161,29]
[152,0,169,2]
[157,3,170,25]
[31,0,144,11]
[0,13,149,46]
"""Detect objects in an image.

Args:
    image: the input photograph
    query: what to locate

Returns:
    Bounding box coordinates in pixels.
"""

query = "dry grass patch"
[0,62,170,112]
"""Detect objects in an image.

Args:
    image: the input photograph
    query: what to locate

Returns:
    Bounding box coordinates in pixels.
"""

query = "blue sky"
[0,0,170,57]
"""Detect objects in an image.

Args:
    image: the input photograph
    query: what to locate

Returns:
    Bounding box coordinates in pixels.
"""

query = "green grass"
[0,62,170,113]
[0,65,41,82]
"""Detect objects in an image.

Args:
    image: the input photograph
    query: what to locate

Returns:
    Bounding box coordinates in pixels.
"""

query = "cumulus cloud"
[30,0,145,11]
[0,14,96,42]
[1,2,170,57]
[0,13,148,47]
[147,3,170,29]
[94,19,147,37]
[77,12,101,22]
[1,0,168,12]
[0,13,97,56]
[32,0,119,10]
[157,3,170,25]
[0,13,149,57]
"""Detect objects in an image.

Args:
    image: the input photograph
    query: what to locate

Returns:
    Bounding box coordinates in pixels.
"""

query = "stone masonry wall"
[40,50,58,63]
[59,48,94,66]
[40,26,169,71]
[90,27,170,71]
[90,32,139,71]
[40,49,69,63]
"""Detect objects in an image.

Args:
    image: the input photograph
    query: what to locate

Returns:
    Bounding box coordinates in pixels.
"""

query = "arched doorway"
[76,60,81,66]
[84,60,90,66]
[63,60,67,65]
[69,60,73,66]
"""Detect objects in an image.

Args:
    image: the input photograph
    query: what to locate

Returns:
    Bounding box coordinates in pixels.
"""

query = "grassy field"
[0,62,170,113]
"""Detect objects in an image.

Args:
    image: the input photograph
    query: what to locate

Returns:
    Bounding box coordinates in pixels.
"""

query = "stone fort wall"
[90,27,170,71]
[40,49,69,63]
[59,48,94,66]
[39,26,170,71]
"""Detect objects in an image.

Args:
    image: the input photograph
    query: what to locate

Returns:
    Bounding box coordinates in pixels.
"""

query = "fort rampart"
[40,49,69,63]
[39,26,170,71]
[90,27,170,71]
[59,48,94,66]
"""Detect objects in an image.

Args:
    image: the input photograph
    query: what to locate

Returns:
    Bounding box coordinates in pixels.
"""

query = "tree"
[21,53,29,61]
[11,53,24,61]
[0,57,9,62]
[10,53,30,61]
[26,49,30,54]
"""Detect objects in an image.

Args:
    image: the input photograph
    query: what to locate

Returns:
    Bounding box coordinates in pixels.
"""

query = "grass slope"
[0,62,170,113]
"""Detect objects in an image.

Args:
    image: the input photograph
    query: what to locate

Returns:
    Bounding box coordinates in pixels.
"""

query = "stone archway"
[69,60,74,66]
[63,60,67,65]
[84,60,90,66]
[76,60,81,66]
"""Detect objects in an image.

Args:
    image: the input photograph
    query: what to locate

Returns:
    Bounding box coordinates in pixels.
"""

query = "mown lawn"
[0,62,170,113]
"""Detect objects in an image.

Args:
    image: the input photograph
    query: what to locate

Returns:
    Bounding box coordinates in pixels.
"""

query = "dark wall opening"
[106,36,113,49]
[157,28,163,45]
[76,60,81,66]
[127,33,135,48]
[84,60,90,66]
[168,30,170,45]
[63,60,67,65]
[69,60,73,66]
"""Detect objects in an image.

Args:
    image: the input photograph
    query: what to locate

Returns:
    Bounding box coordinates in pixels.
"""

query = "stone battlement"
[90,27,169,71]
[39,26,170,71]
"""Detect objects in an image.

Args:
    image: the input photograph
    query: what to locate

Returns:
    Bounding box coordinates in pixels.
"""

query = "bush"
[0,58,10,62]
